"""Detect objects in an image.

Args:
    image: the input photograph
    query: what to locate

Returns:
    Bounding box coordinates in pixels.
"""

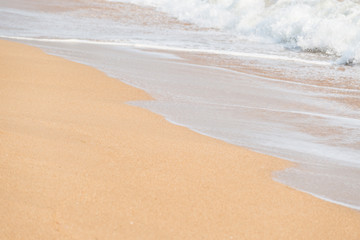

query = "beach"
[1,39,360,239]
[2,0,360,209]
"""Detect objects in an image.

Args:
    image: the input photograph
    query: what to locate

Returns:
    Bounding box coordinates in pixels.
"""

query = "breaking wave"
[110,0,360,64]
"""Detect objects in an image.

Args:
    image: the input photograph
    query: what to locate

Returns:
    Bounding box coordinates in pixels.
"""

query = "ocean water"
[1,0,359,210]
[111,0,360,65]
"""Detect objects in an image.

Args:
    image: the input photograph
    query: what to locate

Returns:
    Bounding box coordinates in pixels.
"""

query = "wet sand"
[1,39,360,239]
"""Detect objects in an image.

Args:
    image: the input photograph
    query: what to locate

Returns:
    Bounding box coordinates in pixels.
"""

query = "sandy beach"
[1,39,360,239]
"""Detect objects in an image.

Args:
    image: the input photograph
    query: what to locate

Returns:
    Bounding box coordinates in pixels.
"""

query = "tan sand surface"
[1,40,359,239]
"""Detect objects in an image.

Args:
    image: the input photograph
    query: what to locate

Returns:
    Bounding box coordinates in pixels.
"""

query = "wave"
[0,35,332,66]
[109,0,360,64]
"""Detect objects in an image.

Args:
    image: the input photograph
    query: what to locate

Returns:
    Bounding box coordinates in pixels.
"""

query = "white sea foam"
[0,35,332,66]
[109,0,360,64]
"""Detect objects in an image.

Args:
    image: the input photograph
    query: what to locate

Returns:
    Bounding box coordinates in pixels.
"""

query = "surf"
[110,0,360,64]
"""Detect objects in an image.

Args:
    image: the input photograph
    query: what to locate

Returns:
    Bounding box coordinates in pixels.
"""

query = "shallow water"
[1,0,359,210]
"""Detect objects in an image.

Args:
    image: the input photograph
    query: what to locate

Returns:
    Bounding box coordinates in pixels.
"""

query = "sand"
[1,39,359,239]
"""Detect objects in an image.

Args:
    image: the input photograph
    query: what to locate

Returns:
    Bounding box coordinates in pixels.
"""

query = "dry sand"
[1,39,359,239]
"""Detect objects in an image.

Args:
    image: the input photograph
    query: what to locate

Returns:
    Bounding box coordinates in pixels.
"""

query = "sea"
[1,0,359,210]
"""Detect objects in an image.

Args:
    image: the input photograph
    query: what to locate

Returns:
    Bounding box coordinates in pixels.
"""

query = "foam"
[109,0,360,64]
[0,35,331,66]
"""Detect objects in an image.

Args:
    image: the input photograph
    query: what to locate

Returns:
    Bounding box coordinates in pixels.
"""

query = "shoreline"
[1,39,360,239]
